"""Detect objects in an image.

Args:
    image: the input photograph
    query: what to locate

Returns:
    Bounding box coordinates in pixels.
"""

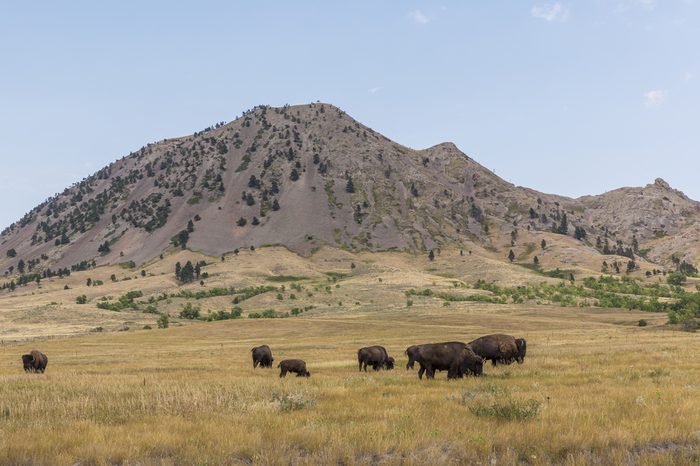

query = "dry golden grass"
[1,304,699,465]
[1,247,699,464]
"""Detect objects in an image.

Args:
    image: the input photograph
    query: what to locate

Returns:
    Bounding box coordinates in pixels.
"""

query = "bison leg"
[359,359,363,372]
[418,365,425,380]
[372,362,380,371]
[253,360,259,369]
[279,368,287,378]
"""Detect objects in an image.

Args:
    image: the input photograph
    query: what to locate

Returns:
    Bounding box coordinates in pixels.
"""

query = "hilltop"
[2,103,700,277]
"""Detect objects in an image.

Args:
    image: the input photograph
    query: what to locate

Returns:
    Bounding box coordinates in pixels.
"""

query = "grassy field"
[1,303,699,465]
[1,246,699,464]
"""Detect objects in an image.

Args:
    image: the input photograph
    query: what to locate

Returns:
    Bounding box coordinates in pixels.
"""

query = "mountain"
[2,102,699,275]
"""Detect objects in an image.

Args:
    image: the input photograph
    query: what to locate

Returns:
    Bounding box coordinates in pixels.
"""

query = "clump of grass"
[272,392,316,412]
[454,383,510,405]
[469,399,541,421]
[647,368,670,378]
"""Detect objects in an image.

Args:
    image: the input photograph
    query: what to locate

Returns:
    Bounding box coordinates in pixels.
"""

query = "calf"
[278,359,311,377]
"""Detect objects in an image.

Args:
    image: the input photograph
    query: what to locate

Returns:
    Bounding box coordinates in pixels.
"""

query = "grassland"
[0,247,699,464]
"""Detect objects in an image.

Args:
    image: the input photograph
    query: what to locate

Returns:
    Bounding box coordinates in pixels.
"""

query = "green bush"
[469,399,541,421]
[76,295,87,304]
[157,314,169,328]
[179,302,201,320]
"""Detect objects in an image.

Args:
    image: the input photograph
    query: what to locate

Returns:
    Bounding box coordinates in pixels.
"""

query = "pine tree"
[428,250,435,261]
[272,199,280,211]
[533,255,539,266]
[541,239,547,250]
[345,177,355,193]
[557,214,568,235]
[508,250,515,262]
[179,261,195,283]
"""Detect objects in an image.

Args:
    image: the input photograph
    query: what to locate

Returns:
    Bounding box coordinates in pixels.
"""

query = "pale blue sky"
[1,1,698,230]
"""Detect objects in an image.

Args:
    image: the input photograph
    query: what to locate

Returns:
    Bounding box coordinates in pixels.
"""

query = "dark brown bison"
[405,344,420,370]
[411,342,483,379]
[468,334,519,366]
[21,350,48,373]
[515,338,527,364]
[251,345,274,368]
[278,359,310,377]
[357,346,394,372]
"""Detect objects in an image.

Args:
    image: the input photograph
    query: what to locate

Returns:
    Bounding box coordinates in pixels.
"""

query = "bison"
[278,359,311,377]
[410,342,483,379]
[21,350,48,373]
[357,346,394,372]
[468,334,519,366]
[515,338,527,364]
[251,345,274,369]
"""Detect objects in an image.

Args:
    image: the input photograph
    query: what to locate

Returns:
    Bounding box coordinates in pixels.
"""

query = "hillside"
[2,102,700,277]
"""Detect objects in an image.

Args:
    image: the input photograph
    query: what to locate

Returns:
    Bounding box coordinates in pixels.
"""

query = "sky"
[1,1,698,230]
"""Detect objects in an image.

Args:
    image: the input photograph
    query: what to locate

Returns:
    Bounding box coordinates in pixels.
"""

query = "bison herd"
[19,334,526,380]
[251,334,527,379]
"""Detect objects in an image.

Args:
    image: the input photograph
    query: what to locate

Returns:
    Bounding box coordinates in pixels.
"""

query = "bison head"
[21,354,34,372]
[384,357,395,370]
[460,349,484,377]
[515,338,527,364]
[302,370,311,377]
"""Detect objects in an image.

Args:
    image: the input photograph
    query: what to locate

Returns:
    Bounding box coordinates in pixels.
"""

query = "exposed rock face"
[1,103,699,273]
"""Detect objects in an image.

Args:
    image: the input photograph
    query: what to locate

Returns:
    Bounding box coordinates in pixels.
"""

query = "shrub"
[157,314,170,328]
[76,295,88,304]
[179,302,201,320]
[469,399,541,421]
[667,272,687,286]
[272,392,316,412]
[638,319,648,327]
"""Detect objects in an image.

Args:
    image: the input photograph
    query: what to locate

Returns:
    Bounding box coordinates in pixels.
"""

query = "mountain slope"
[1,103,699,274]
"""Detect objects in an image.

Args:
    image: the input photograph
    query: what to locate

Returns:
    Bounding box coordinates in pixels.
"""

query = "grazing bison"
[278,359,311,377]
[515,338,527,364]
[468,334,519,366]
[357,346,394,372]
[251,345,274,368]
[21,350,48,373]
[411,342,483,379]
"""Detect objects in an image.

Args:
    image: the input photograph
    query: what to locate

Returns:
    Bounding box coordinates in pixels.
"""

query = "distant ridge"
[2,102,700,274]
